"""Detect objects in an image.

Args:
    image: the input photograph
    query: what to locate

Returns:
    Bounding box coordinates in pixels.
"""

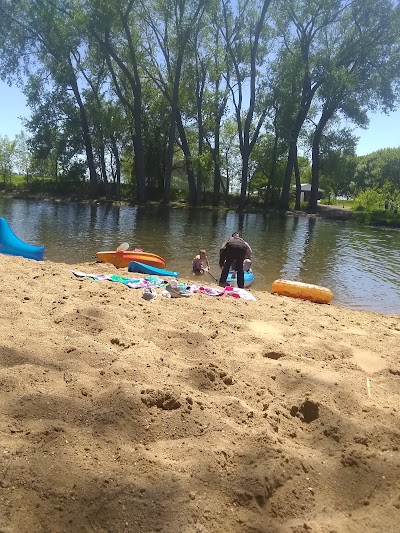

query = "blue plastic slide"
[0,217,45,261]
[128,260,179,277]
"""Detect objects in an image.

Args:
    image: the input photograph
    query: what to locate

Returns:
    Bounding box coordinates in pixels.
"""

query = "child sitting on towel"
[192,249,210,274]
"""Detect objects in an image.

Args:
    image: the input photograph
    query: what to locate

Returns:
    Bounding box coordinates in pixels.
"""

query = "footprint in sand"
[352,348,387,373]
[248,320,284,341]
[341,326,368,336]
[234,343,262,356]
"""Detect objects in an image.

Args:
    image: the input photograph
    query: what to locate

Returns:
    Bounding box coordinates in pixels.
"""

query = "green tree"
[86,0,147,201]
[308,0,400,212]
[0,0,99,196]
[219,0,272,210]
[250,131,289,207]
[197,9,231,206]
[0,135,16,187]
[318,128,357,199]
[141,0,208,205]
[275,0,346,211]
[13,132,33,180]
[353,147,400,193]
[23,74,84,181]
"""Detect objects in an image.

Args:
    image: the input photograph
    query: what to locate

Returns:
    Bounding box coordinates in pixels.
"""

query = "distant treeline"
[0,0,399,211]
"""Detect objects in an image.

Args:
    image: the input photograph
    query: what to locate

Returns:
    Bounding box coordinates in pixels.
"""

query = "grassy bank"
[316,196,400,227]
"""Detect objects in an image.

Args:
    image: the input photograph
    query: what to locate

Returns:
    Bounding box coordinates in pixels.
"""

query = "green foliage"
[9,174,26,187]
[1,173,86,197]
[352,210,400,227]
[352,187,399,212]
[299,200,309,212]
[0,0,399,209]
[353,147,400,193]
[0,135,16,187]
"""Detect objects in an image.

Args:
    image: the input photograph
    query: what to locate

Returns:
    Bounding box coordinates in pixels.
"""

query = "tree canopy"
[0,0,399,209]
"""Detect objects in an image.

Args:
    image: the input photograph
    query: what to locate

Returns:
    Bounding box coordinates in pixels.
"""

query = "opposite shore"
[2,189,400,227]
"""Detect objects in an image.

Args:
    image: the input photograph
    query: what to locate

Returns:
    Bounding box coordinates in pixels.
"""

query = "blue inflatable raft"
[227,270,254,288]
[0,217,45,261]
[128,260,179,278]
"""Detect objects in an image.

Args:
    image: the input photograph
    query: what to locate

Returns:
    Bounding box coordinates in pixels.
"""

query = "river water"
[1,197,399,314]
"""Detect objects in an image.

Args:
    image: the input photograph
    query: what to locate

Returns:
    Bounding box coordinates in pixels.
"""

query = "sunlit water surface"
[1,197,399,314]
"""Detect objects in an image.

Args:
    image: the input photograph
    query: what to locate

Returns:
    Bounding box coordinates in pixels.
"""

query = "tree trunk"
[211,78,226,207]
[100,144,108,183]
[195,59,206,205]
[309,102,337,212]
[99,15,146,202]
[239,151,250,210]
[294,145,301,210]
[264,182,271,208]
[163,115,176,205]
[225,153,230,202]
[212,117,222,207]
[235,0,272,211]
[103,50,145,201]
[280,139,297,210]
[176,112,197,206]
[68,61,97,197]
[219,171,226,196]
[133,86,146,203]
[110,134,121,199]
[163,54,183,204]
[209,27,228,208]
[161,1,207,204]
[264,128,278,210]
[279,71,321,210]
[197,138,203,205]
[119,6,146,202]
[213,148,222,207]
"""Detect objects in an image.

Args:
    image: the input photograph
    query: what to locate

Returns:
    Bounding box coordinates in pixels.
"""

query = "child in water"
[230,258,252,279]
[192,249,210,274]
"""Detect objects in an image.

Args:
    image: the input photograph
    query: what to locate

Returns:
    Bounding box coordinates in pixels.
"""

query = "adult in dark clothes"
[219,232,252,289]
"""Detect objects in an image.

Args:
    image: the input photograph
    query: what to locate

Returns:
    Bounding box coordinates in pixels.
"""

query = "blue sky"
[0,82,28,139]
[0,80,399,156]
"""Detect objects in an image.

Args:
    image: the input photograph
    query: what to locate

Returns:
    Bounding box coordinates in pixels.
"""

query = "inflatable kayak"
[0,217,45,261]
[96,250,166,269]
[227,270,254,288]
[128,261,179,278]
[272,279,333,304]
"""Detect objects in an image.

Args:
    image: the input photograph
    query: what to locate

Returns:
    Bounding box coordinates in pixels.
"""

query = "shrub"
[352,188,385,211]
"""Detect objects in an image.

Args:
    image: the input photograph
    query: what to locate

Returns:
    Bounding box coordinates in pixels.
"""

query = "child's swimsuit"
[192,260,204,273]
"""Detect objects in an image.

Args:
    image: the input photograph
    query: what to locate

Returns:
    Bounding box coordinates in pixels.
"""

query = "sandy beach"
[0,254,399,532]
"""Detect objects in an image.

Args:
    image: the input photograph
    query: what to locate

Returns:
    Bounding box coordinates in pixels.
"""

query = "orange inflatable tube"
[272,279,333,304]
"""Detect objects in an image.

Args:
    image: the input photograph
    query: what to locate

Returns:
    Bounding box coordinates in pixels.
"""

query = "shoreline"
[0,191,400,228]
[0,191,353,220]
[1,255,399,531]
[2,189,400,227]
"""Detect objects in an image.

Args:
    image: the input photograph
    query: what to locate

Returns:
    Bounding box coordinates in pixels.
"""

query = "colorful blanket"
[71,271,255,301]
[193,285,256,301]
[71,270,167,289]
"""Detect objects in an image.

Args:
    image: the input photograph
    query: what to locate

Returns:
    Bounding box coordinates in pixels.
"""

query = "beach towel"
[190,284,256,301]
[72,270,150,288]
[71,271,255,300]
[223,285,256,301]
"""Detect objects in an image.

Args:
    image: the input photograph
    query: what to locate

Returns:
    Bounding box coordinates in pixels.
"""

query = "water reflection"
[1,197,399,314]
